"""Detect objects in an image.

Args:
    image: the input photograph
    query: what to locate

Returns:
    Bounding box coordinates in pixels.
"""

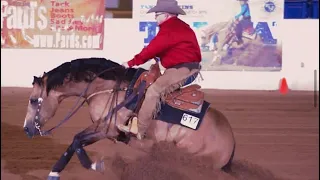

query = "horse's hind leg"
[47,121,107,180]
[221,144,236,172]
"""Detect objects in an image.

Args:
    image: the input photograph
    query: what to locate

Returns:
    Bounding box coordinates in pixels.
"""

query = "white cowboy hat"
[147,0,186,15]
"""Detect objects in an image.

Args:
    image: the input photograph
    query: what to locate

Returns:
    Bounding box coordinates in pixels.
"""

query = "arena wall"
[1,19,319,91]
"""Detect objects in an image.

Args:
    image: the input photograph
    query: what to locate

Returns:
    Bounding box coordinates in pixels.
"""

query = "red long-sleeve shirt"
[127,17,202,68]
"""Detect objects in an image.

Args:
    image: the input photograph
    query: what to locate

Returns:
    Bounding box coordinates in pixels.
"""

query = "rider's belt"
[171,62,201,71]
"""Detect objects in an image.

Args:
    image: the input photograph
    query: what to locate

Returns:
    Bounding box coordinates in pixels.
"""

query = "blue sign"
[139,21,208,46]
[139,21,278,46]
[255,22,277,44]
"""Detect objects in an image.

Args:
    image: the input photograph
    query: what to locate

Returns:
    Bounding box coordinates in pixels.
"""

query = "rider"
[118,0,202,139]
[234,0,252,45]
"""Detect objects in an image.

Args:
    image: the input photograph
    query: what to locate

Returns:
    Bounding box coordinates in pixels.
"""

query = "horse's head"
[22,58,140,138]
[23,73,61,138]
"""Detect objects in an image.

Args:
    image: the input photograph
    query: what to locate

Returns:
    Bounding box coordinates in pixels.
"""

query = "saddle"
[133,62,204,113]
[133,62,161,89]
[164,84,204,113]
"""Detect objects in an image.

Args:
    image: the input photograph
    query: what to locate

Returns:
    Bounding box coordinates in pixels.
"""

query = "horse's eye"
[30,98,38,105]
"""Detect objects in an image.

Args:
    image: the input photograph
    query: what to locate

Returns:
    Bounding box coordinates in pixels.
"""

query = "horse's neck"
[86,88,130,124]
[72,79,131,123]
[59,79,121,99]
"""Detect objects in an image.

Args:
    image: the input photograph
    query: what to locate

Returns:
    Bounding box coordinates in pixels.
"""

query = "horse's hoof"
[47,176,60,180]
[47,172,60,180]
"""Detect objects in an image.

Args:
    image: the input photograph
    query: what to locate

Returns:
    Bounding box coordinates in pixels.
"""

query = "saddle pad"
[155,101,210,130]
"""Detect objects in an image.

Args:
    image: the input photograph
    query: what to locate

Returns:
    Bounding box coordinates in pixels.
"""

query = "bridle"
[33,89,45,136]
[31,67,130,137]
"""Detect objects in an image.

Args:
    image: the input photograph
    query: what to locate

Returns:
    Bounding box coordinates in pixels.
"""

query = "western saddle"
[133,62,205,113]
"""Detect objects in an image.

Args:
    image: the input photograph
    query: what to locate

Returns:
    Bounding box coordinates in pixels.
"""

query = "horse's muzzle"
[23,126,35,138]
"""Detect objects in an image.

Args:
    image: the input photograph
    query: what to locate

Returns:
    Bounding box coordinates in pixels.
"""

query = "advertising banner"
[134,0,283,71]
[1,0,105,49]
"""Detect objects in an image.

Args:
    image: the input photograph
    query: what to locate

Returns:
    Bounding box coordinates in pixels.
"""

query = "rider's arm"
[127,30,173,67]
[235,4,248,19]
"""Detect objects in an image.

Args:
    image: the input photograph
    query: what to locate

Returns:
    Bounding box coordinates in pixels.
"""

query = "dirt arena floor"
[1,87,319,180]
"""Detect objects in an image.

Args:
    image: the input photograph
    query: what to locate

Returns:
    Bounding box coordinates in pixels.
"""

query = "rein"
[34,67,133,136]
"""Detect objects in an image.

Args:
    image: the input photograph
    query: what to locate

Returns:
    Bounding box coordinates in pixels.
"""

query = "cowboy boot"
[117,116,139,135]
[129,116,138,135]
[128,117,145,140]
[117,117,145,140]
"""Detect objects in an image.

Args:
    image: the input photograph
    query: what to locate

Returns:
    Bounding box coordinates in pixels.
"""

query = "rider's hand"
[121,62,129,68]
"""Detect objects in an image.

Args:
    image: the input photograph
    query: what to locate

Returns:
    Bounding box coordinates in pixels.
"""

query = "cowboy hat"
[147,0,186,15]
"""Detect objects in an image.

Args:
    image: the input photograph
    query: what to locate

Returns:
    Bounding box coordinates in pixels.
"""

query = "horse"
[199,19,265,66]
[22,57,236,180]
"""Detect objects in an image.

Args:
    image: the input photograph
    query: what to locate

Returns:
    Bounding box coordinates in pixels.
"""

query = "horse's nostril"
[24,127,29,132]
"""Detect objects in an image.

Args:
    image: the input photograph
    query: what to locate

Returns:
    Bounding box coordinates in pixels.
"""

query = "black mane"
[33,57,142,93]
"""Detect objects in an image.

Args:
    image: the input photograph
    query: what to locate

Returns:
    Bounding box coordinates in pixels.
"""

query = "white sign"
[180,113,200,130]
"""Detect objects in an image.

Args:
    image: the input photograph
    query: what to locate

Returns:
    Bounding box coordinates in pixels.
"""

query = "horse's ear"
[32,76,41,85]
[42,75,48,84]
[43,71,47,75]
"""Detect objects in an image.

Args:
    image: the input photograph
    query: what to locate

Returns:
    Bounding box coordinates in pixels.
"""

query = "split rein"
[34,67,133,137]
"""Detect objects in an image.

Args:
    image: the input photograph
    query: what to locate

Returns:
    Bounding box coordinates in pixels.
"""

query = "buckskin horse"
[22,57,235,180]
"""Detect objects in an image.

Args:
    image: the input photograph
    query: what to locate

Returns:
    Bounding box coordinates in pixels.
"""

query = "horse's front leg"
[47,122,108,180]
